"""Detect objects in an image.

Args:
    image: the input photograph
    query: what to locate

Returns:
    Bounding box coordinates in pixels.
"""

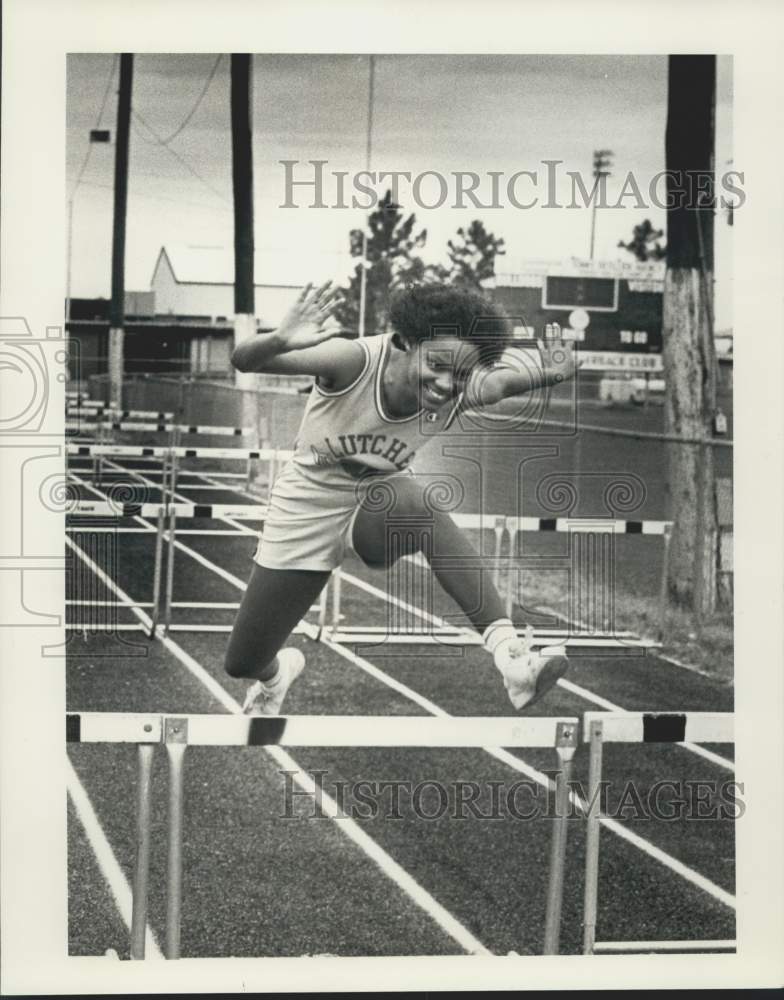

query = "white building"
[150,244,303,328]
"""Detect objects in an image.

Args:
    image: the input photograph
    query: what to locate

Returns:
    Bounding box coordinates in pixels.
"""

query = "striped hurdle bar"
[66,712,579,960]
[66,422,253,437]
[66,444,293,502]
[69,501,268,519]
[581,711,736,956]
[66,407,175,420]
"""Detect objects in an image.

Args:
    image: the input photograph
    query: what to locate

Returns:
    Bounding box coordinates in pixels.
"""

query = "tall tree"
[446,220,506,289]
[663,55,720,615]
[334,191,432,336]
[618,219,667,262]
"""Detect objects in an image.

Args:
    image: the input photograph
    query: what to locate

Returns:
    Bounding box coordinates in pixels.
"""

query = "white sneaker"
[495,628,569,710]
[242,648,306,716]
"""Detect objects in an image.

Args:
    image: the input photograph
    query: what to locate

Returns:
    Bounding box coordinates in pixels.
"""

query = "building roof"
[153,243,348,289]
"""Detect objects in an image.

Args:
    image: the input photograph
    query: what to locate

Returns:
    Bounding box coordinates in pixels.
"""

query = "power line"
[157,54,223,145]
[130,108,230,207]
[78,179,232,214]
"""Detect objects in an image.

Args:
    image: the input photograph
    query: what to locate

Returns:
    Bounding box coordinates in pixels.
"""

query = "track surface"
[65,436,736,960]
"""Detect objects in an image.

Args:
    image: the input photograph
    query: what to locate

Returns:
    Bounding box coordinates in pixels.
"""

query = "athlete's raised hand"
[537,328,582,388]
[275,281,342,352]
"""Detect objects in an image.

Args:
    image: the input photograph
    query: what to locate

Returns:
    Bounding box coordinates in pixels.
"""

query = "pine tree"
[618,219,667,262]
[334,191,434,336]
[445,220,506,289]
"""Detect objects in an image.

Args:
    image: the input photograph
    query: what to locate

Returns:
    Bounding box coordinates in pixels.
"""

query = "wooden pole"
[109,54,133,409]
[231,53,256,389]
[663,55,717,612]
[357,56,375,338]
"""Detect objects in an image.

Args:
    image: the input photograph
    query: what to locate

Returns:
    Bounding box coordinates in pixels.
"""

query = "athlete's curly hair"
[388,284,514,367]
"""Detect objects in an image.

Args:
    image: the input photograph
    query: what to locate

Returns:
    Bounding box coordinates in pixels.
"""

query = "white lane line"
[68,464,736,910]
[316,633,736,911]
[66,755,163,959]
[339,568,734,772]
[99,455,259,549]
[71,464,253,589]
[65,537,489,956]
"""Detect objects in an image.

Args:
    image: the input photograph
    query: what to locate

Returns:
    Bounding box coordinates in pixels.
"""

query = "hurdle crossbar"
[66,422,253,436]
[505,516,671,536]
[67,444,293,461]
[592,939,736,953]
[581,711,736,957]
[68,501,267,520]
[67,712,577,748]
[326,626,659,650]
[66,408,175,420]
[67,712,578,959]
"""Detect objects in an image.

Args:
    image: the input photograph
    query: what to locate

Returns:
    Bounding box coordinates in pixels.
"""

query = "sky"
[66,53,734,326]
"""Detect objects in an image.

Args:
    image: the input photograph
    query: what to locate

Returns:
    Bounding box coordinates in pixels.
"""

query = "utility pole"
[231,54,255,389]
[588,148,613,260]
[108,54,133,407]
[357,55,375,338]
[662,55,718,618]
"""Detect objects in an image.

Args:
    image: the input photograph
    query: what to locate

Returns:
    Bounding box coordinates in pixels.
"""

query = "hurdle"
[66,711,579,959]
[66,407,175,420]
[65,485,665,652]
[66,421,253,437]
[581,711,736,956]
[66,444,293,505]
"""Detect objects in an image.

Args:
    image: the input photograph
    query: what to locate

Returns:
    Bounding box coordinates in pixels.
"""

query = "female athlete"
[225,281,579,715]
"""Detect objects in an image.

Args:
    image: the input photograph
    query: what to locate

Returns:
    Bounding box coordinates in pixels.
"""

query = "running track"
[65,452,735,958]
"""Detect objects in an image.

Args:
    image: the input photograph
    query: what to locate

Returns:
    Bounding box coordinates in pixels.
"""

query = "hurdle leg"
[267,451,278,504]
[169,427,181,501]
[582,718,604,955]
[163,510,177,636]
[658,524,672,642]
[149,507,165,638]
[318,573,330,634]
[130,744,155,960]
[543,720,578,955]
[164,718,187,959]
[492,515,504,591]
[504,519,518,619]
[331,569,342,633]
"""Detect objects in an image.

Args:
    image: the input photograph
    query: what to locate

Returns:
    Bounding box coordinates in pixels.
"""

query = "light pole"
[357,55,375,338]
[589,149,613,260]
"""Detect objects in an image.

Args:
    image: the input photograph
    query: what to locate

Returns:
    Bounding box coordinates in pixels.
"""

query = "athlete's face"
[412,337,480,412]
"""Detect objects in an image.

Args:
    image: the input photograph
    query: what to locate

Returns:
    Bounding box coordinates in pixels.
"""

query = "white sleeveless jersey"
[290,332,462,489]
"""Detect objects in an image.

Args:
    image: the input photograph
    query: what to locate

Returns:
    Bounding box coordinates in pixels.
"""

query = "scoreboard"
[543,274,618,311]
[490,259,664,355]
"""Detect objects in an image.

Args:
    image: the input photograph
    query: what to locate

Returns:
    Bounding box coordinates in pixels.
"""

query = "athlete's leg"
[224,563,331,681]
[351,474,507,632]
[351,474,569,709]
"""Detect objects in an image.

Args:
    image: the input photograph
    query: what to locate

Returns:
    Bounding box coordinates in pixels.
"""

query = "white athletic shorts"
[254,460,408,572]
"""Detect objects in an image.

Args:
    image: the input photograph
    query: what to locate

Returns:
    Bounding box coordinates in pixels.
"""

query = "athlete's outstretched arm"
[231,281,365,389]
[463,338,582,409]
